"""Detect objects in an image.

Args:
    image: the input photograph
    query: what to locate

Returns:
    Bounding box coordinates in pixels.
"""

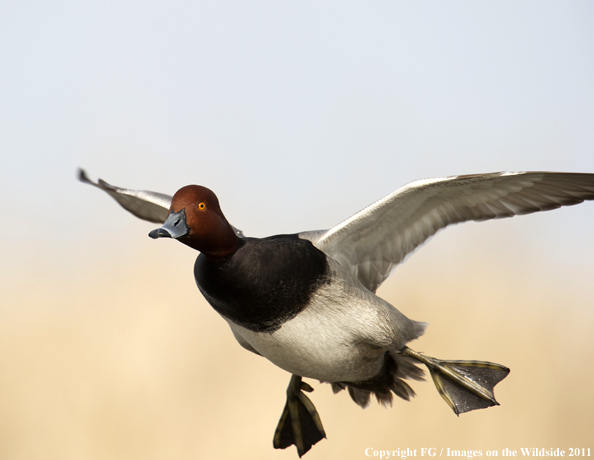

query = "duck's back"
[194,234,329,333]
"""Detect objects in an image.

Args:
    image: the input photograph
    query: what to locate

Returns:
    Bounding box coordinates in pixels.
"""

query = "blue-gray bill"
[148,209,189,239]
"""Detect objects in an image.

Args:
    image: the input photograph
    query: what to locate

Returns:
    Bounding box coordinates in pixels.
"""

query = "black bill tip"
[148,228,172,239]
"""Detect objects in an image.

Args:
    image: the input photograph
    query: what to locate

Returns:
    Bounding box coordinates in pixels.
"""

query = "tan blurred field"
[1,225,593,460]
[4,1,594,458]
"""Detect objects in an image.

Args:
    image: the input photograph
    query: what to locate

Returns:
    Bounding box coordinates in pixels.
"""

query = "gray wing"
[305,172,594,293]
[78,168,245,237]
[78,168,172,223]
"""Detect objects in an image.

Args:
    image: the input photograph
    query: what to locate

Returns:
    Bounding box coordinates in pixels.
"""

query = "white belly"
[227,262,426,383]
[229,308,386,382]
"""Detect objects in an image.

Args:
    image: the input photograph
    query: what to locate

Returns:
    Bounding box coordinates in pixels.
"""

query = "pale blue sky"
[2,0,594,294]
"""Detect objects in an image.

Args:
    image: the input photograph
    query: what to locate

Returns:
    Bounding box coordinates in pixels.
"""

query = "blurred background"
[1,1,594,459]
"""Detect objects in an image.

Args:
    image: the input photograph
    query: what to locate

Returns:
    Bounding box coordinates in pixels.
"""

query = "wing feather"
[307,172,594,292]
[78,168,172,223]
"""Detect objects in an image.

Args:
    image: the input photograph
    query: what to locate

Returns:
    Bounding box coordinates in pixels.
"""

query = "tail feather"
[394,354,426,381]
[331,382,346,394]
[347,386,372,408]
[390,378,415,401]
[329,352,424,409]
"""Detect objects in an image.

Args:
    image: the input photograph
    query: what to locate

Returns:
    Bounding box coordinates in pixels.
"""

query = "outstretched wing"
[79,168,245,237]
[306,172,594,293]
[78,168,172,223]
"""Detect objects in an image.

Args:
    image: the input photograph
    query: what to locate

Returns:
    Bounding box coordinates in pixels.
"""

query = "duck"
[79,169,594,457]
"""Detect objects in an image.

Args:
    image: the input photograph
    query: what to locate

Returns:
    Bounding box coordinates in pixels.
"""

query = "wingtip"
[78,168,91,184]
[78,168,116,192]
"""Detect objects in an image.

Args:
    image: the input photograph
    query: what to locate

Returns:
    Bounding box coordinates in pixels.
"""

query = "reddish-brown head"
[149,185,239,258]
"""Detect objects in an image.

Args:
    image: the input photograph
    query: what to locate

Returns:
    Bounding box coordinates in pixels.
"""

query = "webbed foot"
[402,347,510,415]
[273,374,326,457]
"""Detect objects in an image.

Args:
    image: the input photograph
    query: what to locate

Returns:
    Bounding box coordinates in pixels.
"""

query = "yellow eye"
[198,202,206,210]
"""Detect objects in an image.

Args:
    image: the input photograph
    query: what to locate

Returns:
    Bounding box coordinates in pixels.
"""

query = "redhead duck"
[80,169,594,457]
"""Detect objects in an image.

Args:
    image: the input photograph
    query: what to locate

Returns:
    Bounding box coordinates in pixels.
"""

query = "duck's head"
[149,185,239,258]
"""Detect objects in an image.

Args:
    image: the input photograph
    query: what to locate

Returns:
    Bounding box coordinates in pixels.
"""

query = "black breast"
[194,234,329,333]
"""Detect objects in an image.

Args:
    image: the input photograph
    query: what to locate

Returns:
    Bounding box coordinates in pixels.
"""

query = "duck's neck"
[179,221,240,259]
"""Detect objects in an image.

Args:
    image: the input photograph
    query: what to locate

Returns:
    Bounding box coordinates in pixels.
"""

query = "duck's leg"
[401,347,510,415]
[273,374,326,457]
